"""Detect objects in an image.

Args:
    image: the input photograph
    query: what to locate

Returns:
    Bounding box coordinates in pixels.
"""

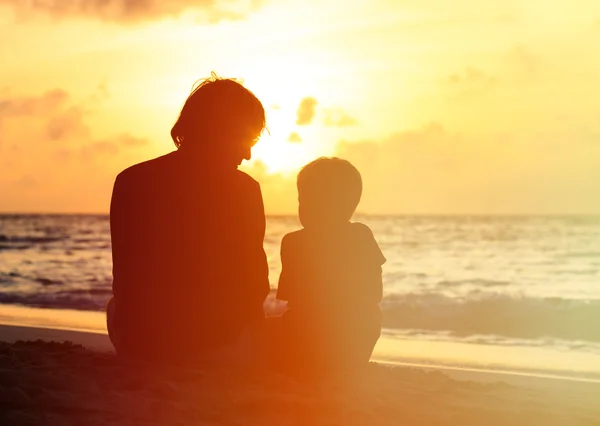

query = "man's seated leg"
[106,296,121,353]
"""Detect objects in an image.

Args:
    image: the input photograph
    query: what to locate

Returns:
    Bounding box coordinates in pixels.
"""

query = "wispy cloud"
[0,0,264,23]
[444,67,496,87]
[508,44,542,80]
[0,88,150,212]
[334,123,600,214]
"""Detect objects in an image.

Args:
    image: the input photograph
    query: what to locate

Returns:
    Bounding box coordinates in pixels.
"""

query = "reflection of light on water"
[0,304,107,334]
[372,334,600,380]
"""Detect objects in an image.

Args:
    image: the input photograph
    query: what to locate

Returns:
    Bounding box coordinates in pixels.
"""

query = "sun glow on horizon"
[2,0,600,214]
[244,106,335,174]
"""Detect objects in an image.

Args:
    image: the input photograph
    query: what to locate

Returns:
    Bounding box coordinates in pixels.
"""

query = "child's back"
[274,158,385,374]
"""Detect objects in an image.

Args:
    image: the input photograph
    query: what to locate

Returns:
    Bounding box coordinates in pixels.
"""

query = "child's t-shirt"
[276,222,386,321]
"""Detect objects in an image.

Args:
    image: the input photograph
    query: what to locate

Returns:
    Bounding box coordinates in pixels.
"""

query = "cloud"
[45,107,87,141]
[295,97,318,126]
[81,141,121,160]
[286,132,302,143]
[0,88,150,212]
[0,89,69,117]
[508,45,542,80]
[323,108,358,127]
[444,67,496,87]
[333,123,600,214]
[15,174,37,189]
[117,134,148,147]
[0,89,148,148]
[442,67,497,100]
[0,0,263,24]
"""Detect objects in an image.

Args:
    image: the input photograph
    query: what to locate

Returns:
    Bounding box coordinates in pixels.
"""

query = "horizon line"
[1,211,600,218]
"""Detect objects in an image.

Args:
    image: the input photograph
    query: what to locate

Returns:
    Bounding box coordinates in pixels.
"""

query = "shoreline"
[2,323,600,389]
[2,305,600,425]
[2,304,600,386]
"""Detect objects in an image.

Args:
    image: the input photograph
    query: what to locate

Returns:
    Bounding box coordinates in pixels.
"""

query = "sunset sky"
[1,0,600,214]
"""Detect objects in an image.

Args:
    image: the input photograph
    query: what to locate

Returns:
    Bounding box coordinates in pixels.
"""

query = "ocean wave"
[383,329,600,355]
[0,292,107,311]
[35,278,64,286]
[0,234,69,251]
[0,234,67,244]
[2,285,599,345]
[437,279,511,288]
[562,251,600,259]
[381,293,600,342]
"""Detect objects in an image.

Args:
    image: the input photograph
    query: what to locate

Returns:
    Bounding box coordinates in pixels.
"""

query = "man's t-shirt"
[110,150,270,363]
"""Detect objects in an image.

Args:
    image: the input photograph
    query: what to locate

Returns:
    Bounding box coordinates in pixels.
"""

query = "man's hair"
[171,73,266,149]
[297,157,362,221]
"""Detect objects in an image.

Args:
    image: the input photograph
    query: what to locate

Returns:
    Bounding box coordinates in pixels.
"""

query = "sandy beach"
[1,306,599,425]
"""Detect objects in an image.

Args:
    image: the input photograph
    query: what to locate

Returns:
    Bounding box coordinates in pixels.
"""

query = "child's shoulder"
[348,222,376,239]
[348,222,386,265]
[349,221,373,232]
[281,228,307,248]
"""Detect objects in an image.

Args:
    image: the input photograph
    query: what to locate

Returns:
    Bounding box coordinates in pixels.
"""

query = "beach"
[1,305,599,425]
[1,215,600,424]
[3,0,600,420]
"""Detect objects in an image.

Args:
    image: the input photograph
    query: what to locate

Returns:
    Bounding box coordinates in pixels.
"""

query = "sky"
[1,0,600,214]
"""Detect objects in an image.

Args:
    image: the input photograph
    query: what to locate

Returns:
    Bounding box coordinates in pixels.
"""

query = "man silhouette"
[107,75,270,365]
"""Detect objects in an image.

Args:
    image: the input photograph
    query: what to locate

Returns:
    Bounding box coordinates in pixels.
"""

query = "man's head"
[171,73,266,166]
[297,157,362,228]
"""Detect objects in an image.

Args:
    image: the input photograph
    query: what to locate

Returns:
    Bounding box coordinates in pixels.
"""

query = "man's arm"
[110,173,135,300]
[244,182,271,314]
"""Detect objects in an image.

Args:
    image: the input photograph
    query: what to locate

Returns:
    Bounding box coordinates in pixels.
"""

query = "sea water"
[1,214,599,366]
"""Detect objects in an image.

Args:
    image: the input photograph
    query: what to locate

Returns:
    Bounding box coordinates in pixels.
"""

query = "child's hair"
[297,157,362,222]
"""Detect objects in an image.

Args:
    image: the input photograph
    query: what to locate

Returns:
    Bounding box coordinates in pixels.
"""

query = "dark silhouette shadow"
[272,158,386,377]
[107,74,270,365]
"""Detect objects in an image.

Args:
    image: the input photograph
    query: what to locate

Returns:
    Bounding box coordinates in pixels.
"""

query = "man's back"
[110,151,269,363]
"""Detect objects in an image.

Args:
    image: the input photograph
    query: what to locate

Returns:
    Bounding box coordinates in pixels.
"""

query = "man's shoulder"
[234,169,260,189]
[116,152,177,183]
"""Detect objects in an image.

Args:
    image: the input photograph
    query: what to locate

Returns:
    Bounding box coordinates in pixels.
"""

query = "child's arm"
[367,264,384,304]
[276,234,294,302]
[355,223,386,304]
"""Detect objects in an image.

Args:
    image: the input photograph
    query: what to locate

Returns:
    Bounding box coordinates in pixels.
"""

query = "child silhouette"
[275,157,386,374]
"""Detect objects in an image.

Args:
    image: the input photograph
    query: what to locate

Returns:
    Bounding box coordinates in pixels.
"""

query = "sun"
[245,106,329,174]
[158,67,337,175]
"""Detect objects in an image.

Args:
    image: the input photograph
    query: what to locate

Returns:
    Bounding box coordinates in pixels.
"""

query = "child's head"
[297,157,362,228]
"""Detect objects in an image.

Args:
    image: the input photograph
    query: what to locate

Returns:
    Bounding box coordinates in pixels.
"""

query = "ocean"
[1,214,599,359]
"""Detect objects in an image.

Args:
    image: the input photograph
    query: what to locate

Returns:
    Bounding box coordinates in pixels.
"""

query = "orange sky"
[1,0,600,214]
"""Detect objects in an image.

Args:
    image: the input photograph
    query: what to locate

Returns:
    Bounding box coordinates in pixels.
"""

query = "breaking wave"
[381,293,600,342]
